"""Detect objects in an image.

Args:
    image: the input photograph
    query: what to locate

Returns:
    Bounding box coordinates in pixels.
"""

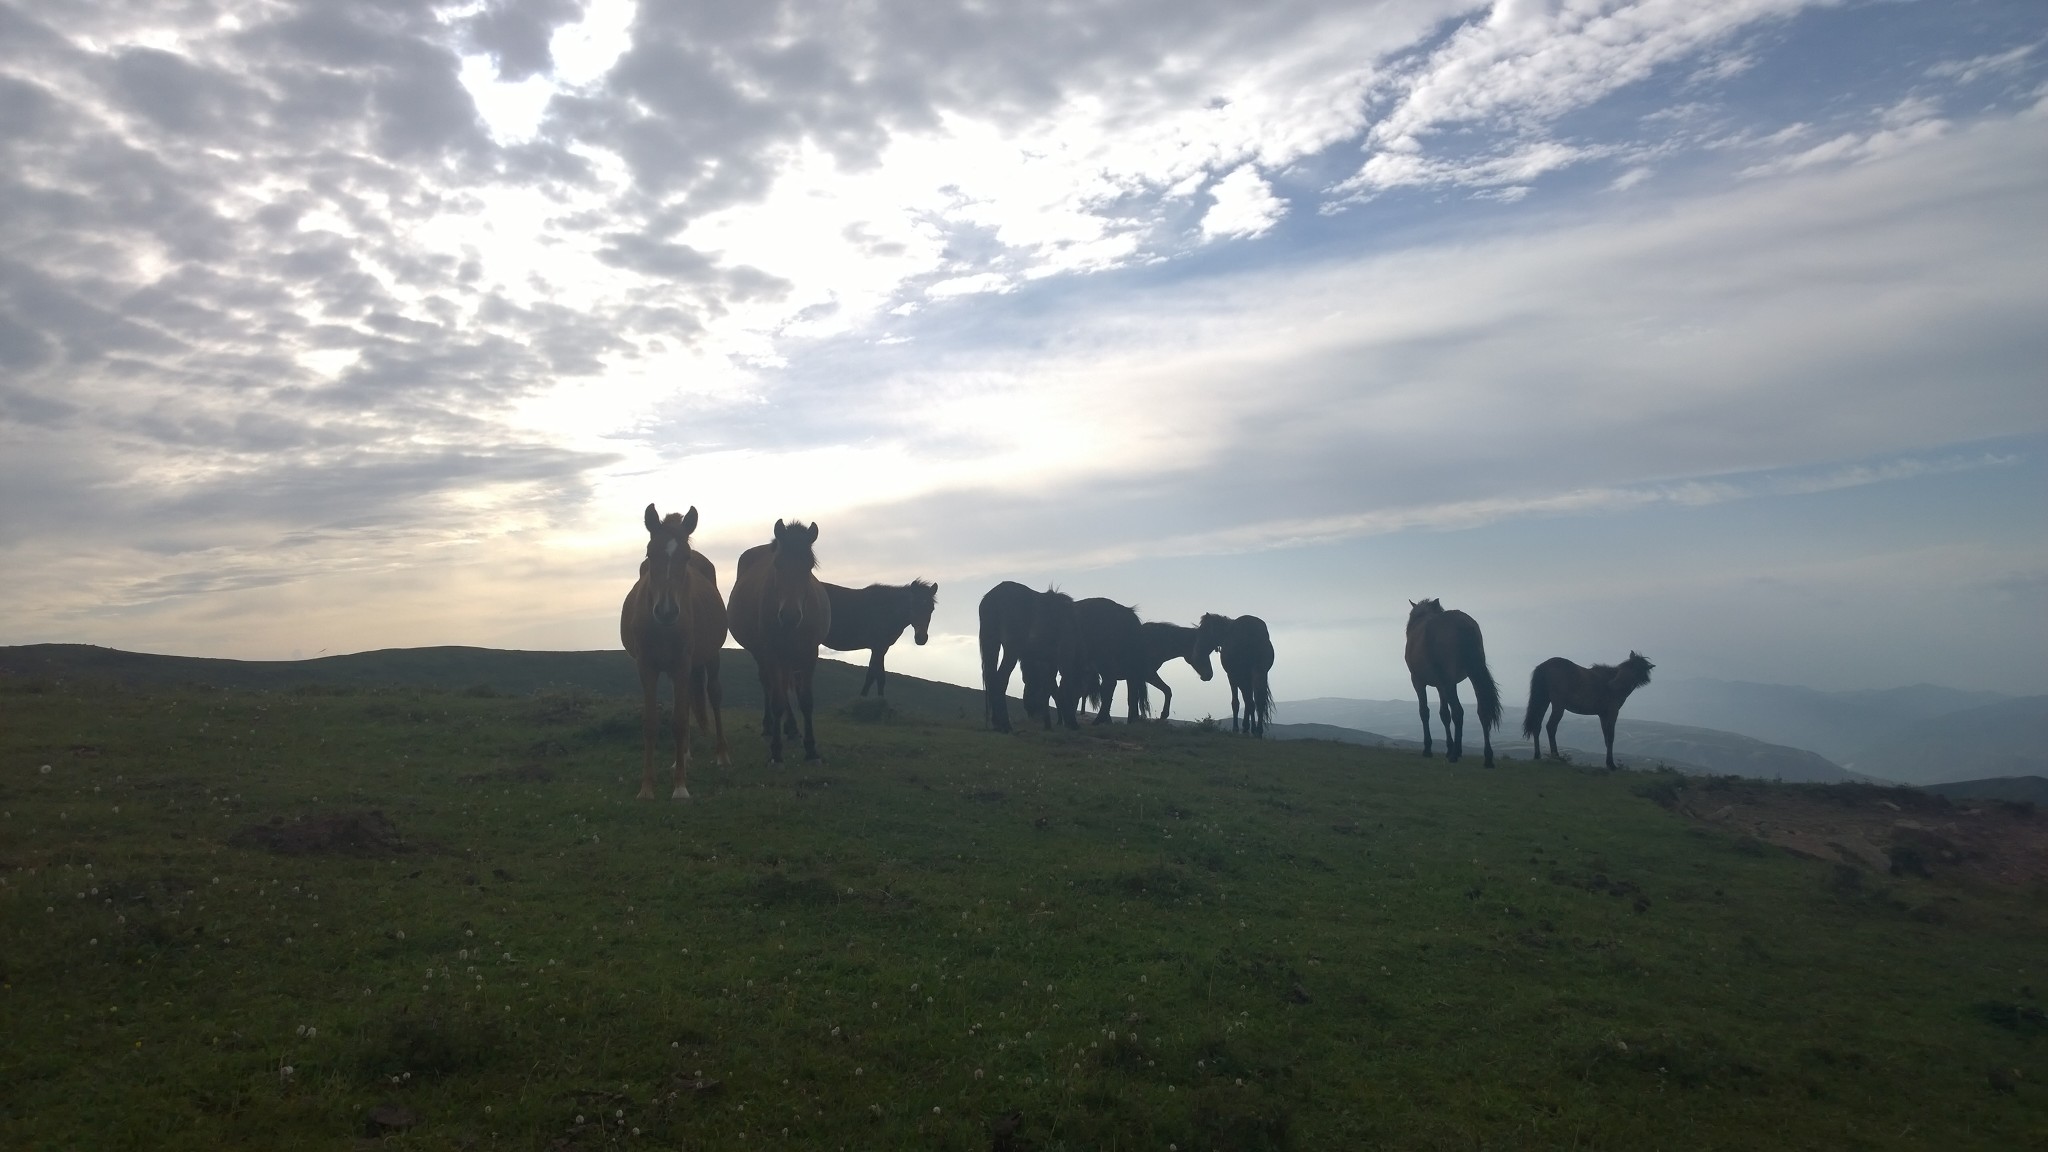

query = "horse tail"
[1130,678,1152,719]
[1522,664,1549,739]
[1462,624,1501,733]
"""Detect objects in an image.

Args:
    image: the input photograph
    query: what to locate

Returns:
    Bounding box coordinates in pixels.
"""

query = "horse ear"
[805,522,819,544]
[1408,599,1416,607]
[644,504,660,534]
[773,518,786,539]
[682,506,699,535]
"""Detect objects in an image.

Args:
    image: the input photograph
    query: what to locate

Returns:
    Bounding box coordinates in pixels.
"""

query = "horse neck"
[1145,623,1193,661]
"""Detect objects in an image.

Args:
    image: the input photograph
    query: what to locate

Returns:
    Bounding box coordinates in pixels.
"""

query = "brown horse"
[620,503,729,801]
[1404,599,1500,767]
[978,581,1079,731]
[1523,652,1654,768]
[1196,613,1274,736]
[822,579,938,698]
[1070,597,1148,725]
[1132,621,1215,722]
[728,519,831,766]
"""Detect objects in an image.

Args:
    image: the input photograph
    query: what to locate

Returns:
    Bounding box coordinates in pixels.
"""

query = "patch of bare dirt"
[229,810,412,857]
[1659,779,2047,889]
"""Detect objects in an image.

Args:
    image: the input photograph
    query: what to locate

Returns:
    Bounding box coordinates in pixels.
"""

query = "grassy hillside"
[2,673,2044,1149]
[0,643,990,725]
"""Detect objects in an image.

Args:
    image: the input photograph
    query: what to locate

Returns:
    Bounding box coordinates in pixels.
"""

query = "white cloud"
[1200,165,1288,238]
[1927,40,2038,86]
[1739,96,1949,178]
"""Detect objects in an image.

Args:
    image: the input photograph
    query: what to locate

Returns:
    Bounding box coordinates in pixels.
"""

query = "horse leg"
[1545,705,1564,760]
[763,661,786,767]
[1441,682,1463,763]
[797,659,823,763]
[983,633,1012,732]
[1478,694,1493,768]
[1600,710,1618,770]
[1414,678,1433,757]
[991,651,1019,733]
[636,663,660,800]
[863,646,891,698]
[1230,675,1243,734]
[1094,678,1117,725]
[783,689,799,738]
[705,660,731,767]
[670,667,692,800]
[1149,673,1173,723]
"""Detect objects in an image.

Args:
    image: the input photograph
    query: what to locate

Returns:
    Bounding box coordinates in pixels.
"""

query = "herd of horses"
[622,504,1653,800]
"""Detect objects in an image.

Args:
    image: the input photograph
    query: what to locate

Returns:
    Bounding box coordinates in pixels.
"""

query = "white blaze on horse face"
[666,539,678,556]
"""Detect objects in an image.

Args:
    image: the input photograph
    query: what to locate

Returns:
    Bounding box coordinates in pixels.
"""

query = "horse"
[619,503,730,801]
[978,581,1079,731]
[1071,597,1148,725]
[1523,651,1654,768]
[1196,614,1274,736]
[822,579,938,698]
[1131,621,1215,722]
[727,520,832,766]
[1403,598,1500,767]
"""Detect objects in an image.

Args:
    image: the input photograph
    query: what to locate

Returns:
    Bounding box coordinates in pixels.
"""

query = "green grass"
[1,677,2043,1149]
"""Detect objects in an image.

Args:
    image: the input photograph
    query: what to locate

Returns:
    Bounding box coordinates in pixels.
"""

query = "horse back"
[1224,615,1274,669]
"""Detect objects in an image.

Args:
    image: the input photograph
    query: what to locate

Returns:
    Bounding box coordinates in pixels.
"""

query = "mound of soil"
[229,810,411,857]
[1666,780,2047,888]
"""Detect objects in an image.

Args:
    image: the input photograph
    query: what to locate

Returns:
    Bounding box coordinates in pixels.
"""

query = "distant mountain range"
[5,644,2038,789]
[1280,679,2048,786]
[1273,698,1861,783]
[1618,678,2013,764]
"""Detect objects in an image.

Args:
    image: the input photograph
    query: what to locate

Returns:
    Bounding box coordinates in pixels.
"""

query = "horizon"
[4,0,2045,719]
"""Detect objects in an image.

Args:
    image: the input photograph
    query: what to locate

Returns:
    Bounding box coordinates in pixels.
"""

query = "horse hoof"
[672,787,692,801]
[635,787,655,800]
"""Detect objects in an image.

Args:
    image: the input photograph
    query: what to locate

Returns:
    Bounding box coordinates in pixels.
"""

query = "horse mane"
[909,578,937,602]
[1406,598,1443,626]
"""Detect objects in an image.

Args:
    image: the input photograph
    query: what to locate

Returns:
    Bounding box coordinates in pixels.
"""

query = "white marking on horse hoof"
[636,787,655,800]
[672,787,692,801]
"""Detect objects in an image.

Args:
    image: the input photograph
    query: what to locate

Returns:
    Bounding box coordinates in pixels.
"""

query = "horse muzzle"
[653,597,681,626]
[913,629,929,646]
[777,603,803,628]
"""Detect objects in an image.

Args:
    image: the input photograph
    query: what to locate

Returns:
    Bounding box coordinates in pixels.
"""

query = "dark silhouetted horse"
[1404,598,1500,767]
[619,503,730,800]
[728,520,831,766]
[1196,613,1274,736]
[823,579,937,698]
[1132,621,1215,722]
[978,581,1079,731]
[1071,597,1148,725]
[1524,651,1654,768]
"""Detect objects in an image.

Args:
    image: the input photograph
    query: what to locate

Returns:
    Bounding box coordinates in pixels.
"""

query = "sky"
[2,0,2045,719]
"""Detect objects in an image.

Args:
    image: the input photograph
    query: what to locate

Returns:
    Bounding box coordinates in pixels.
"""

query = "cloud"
[1200,165,1287,238]
[1738,96,1948,178]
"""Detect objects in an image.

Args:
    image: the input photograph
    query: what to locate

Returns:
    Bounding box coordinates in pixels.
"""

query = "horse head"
[642,503,698,626]
[769,518,821,629]
[1623,651,1655,685]
[908,580,938,645]
[1194,613,1231,672]
[1405,598,1443,631]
